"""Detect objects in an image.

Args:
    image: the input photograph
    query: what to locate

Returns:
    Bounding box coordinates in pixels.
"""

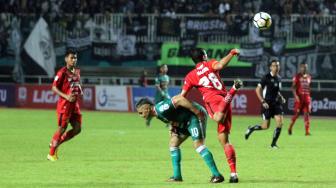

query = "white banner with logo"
[95,85,129,111]
[116,35,136,56]
[24,17,56,78]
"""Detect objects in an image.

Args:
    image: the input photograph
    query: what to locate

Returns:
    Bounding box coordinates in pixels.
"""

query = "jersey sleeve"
[206,59,219,72]
[292,75,299,86]
[258,75,267,88]
[155,99,175,122]
[52,70,64,89]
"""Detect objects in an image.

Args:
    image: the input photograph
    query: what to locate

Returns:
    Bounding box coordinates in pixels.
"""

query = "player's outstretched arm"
[278,92,286,104]
[213,49,239,71]
[172,95,203,119]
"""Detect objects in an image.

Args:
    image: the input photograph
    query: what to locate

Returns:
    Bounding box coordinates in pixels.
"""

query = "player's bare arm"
[256,85,269,109]
[52,86,76,102]
[180,89,188,97]
[278,92,286,104]
[172,95,204,120]
[212,49,240,71]
[291,82,300,102]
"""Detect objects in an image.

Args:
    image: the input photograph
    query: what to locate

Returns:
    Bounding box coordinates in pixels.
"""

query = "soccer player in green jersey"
[146,64,170,127]
[155,64,170,103]
[136,96,224,183]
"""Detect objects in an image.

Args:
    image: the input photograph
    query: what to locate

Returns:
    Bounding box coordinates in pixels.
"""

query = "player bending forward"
[288,62,312,136]
[136,96,224,183]
[48,49,83,161]
[181,48,242,183]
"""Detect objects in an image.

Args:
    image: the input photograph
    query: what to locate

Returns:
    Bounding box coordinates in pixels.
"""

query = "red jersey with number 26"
[183,59,227,102]
[52,67,82,114]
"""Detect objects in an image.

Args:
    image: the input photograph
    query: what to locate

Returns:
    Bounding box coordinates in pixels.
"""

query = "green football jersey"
[155,74,170,89]
[154,99,206,127]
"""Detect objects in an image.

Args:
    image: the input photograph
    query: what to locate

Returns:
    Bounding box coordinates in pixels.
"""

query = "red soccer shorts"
[294,96,311,113]
[204,95,232,134]
[57,112,82,128]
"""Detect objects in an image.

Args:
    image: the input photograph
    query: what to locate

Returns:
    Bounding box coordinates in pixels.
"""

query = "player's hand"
[262,101,269,109]
[196,110,205,122]
[281,97,286,104]
[295,96,300,103]
[230,49,240,56]
[66,94,76,102]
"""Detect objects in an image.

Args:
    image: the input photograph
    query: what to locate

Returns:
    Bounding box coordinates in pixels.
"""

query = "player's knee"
[195,145,207,154]
[213,113,224,123]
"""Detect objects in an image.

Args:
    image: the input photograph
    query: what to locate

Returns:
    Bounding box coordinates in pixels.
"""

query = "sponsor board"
[15,84,95,109]
[95,85,130,111]
[0,84,15,107]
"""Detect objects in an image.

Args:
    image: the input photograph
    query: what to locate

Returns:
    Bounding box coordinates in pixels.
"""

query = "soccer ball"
[253,12,272,30]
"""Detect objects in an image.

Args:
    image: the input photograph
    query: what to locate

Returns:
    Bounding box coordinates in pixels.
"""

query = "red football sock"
[224,144,237,173]
[218,88,237,112]
[289,112,299,130]
[59,130,76,145]
[304,114,310,134]
[49,130,62,155]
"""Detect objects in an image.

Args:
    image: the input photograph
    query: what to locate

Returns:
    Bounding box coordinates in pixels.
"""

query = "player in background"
[288,62,312,135]
[146,64,171,126]
[136,96,224,183]
[245,60,286,148]
[180,48,242,183]
[47,49,83,161]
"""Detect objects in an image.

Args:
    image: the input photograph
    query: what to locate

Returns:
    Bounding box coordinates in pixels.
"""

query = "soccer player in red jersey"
[288,62,312,136]
[47,49,83,161]
[180,48,242,183]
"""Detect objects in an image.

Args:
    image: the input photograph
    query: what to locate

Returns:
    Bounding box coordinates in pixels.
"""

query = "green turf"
[0,108,335,188]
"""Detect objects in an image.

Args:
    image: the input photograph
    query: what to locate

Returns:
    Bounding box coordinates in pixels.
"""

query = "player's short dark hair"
[269,59,279,66]
[135,98,154,108]
[190,48,207,64]
[300,62,307,65]
[65,48,77,57]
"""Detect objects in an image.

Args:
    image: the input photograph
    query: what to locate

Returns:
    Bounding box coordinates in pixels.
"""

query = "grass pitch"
[0,108,335,188]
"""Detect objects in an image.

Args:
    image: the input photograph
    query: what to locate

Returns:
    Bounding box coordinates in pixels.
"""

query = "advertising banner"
[16,85,58,108]
[160,42,250,67]
[0,84,15,107]
[15,84,95,109]
[95,85,130,111]
[283,90,336,116]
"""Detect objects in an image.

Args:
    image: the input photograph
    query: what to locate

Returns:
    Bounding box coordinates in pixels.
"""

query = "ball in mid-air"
[253,12,272,30]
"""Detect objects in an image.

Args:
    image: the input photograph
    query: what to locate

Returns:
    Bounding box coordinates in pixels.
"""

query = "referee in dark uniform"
[245,60,286,148]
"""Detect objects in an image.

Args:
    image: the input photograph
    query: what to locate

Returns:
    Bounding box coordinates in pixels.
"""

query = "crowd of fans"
[0,0,335,16]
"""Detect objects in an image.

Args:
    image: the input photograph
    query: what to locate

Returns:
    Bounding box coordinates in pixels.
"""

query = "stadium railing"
[3,14,335,45]
[1,74,336,91]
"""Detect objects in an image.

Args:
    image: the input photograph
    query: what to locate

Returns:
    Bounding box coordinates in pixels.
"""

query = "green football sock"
[197,145,221,177]
[170,147,182,179]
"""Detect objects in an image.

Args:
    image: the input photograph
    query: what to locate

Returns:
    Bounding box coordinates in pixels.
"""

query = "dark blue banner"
[0,84,15,107]
[131,86,181,111]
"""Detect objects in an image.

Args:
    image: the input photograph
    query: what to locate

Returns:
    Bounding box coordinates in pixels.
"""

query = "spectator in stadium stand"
[139,70,148,87]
